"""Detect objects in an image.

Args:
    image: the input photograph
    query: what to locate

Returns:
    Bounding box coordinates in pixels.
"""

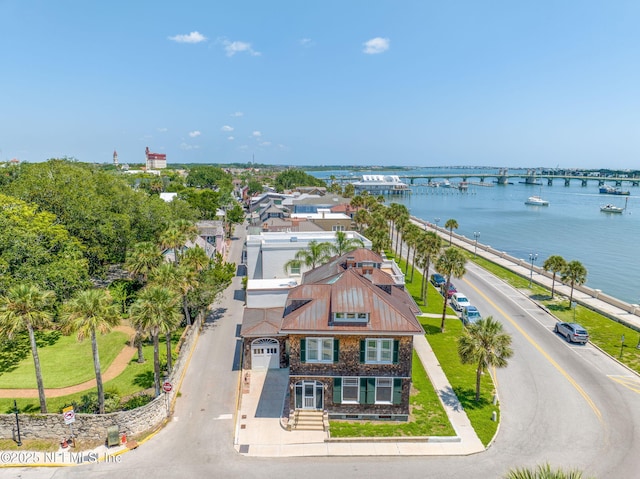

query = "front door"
[295,380,323,410]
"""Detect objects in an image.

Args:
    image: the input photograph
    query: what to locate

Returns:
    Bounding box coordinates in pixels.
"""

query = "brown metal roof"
[280,269,423,334]
[240,308,285,337]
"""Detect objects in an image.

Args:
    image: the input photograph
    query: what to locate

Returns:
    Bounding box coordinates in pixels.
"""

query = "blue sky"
[2,1,640,169]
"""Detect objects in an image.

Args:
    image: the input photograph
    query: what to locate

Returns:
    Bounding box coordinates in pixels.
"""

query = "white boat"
[600,204,624,213]
[525,196,549,206]
[600,198,627,213]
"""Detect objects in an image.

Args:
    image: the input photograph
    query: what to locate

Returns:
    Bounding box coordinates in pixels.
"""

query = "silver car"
[554,322,589,344]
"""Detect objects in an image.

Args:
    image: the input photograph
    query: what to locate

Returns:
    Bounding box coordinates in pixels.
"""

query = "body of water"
[310,167,640,305]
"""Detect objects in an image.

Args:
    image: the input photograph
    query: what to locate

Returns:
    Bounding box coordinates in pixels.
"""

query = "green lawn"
[0,331,129,388]
[468,253,640,374]
[420,316,499,446]
[1,342,158,414]
[329,350,455,437]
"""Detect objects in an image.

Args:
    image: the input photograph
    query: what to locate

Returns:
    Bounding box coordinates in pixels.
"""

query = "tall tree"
[225,203,245,238]
[129,286,182,396]
[561,260,587,305]
[62,289,120,414]
[330,231,364,257]
[0,284,56,413]
[417,231,442,305]
[284,240,333,274]
[444,218,458,246]
[435,247,467,332]
[125,241,162,283]
[458,316,513,401]
[543,255,567,299]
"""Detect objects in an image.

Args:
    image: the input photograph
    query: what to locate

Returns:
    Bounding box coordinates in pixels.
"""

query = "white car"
[450,293,471,312]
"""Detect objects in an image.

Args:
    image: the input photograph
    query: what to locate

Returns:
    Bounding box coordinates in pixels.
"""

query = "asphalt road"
[14,231,640,479]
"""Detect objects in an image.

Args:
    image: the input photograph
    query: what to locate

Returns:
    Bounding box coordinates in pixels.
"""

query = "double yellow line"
[465,279,603,423]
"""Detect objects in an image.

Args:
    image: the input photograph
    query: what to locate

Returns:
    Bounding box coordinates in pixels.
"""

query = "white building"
[245,231,372,280]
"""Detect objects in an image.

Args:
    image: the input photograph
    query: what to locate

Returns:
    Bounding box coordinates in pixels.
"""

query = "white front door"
[251,338,280,369]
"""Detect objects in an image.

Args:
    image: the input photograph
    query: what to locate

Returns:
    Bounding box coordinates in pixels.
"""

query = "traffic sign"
[62,406,75,425]
[162,381,173,393]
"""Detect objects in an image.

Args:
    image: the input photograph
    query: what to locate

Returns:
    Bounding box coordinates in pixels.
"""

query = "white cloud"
[238,145,249,150]
[260,141,271,147]
[180,143,200,150]
[169,31,207,44]
[363,37,390,54]
[221,125,234,132]
[227,136,235,141]
[222,39,261,57]
[299,38,314,47]
[231,112,244,117]
[157,127,168,132]
[189,130,201,138]
[252,131,262,137]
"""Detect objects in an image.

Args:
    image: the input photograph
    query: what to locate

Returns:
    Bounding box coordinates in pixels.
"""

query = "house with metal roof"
[240,248,423,423]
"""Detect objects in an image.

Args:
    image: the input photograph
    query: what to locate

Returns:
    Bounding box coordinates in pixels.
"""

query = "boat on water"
[599,185,630,195]
[600,197,628,213]
[525,196,549,206]
[600,204,624,213]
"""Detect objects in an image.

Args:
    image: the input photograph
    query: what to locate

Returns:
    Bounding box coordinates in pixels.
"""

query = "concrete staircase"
[291,410,326,431]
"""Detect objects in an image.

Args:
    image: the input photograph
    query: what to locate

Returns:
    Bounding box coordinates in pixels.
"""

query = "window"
[332,225,345,232]
[342,378,359,403]
[366,339,393,363]
[289,263,301,275]
[306,338,334,363]
[333,312,368,323]
[376,378,393,404]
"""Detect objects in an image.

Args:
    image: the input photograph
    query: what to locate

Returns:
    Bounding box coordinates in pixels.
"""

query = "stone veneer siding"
[287,335,413,418]
[0,313,204,442]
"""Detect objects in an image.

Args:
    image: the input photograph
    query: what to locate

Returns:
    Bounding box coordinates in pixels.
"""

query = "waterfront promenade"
[420,217,640,335]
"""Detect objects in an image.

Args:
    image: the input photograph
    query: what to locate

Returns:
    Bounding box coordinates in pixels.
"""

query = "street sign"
[162,381,173,393]
[62,406,75,425]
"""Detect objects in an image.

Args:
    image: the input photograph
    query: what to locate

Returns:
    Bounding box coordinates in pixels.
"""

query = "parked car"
[450,293,471,312]
[461,305,482,325]
[441,283,457,298]
[430,273,446,287]
[554,322,589,344]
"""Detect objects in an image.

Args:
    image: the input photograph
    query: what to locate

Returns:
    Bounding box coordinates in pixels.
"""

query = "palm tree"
[435,247,467,332]
[330,231,364,257]
[0,284,55,413]
[505,463,591,479]
[62,288,120,414]
[284,240,333,275]
[417,231,442,305]
[561,260,587,305]
[388,203,409,257]
[125,241,162,283]
[444,218,458,246]
[543,255,567,299]
[129,286,182,396]
[403,223,420,276]
[366,210,391,255]
[181,246,211,273]
[394,213,409,259]
[159,227,185,265]
[458,316,513,401]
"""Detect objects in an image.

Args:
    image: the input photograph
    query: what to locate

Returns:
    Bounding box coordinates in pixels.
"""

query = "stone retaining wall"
[0,312,203,442]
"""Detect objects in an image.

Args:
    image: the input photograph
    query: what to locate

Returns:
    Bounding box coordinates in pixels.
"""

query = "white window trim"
[375,378,393,404]
[365,338,393,364]
[342,377,359,404]
[306,337,334,363]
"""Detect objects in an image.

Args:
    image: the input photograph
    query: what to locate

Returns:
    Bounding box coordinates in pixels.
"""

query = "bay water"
[309,167,640,305]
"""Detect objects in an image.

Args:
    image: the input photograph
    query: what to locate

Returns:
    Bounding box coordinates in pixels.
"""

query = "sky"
[2,1,640,169]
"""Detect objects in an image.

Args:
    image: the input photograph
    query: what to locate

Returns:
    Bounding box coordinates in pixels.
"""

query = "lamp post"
[528,253,538,287]
[434,217,440,231]
[473,232,480,257]
[13,400,22,446]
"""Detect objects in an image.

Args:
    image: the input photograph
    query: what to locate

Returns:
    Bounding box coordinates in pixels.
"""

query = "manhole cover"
[239,445,249,454]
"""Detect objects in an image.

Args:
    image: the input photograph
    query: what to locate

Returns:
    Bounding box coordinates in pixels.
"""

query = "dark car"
[430,273,446,287]
[554,322,589,344]
[441,283,457,298]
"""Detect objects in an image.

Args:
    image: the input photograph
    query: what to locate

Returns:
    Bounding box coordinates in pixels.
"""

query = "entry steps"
[291,410,326,431]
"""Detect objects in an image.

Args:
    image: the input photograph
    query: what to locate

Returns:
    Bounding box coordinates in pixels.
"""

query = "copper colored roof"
[241,308,284,337]
[280,268,423,334]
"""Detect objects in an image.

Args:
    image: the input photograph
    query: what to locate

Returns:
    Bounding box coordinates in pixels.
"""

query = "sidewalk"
[233,334,485,457]
[420,219,640,333]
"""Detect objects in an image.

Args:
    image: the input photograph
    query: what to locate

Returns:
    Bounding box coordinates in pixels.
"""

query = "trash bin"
[107,425,120,447]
